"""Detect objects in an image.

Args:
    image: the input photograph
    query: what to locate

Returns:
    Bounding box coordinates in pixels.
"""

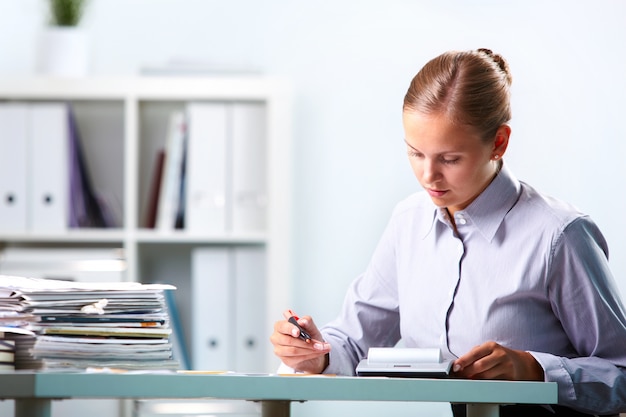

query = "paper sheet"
[367,348,442,364]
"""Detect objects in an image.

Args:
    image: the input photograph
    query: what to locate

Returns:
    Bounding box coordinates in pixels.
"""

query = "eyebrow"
[404,139,419,152]
[404,139,464,157]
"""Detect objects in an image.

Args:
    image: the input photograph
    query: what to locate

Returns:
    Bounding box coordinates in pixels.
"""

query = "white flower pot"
[37,27,89,77]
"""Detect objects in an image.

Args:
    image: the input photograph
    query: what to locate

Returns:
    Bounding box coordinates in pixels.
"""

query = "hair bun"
[477,48,511,84]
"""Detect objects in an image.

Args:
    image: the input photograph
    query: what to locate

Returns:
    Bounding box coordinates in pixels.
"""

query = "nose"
[421,158,440,184]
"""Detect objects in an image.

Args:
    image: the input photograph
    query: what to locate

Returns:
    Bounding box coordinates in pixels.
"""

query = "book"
[67,103,110,228]
[174,134,187,230]
[156,112,187,231]
[144,149,166,228]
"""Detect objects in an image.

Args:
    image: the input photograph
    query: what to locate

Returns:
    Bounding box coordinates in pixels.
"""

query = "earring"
[493,155,500,160]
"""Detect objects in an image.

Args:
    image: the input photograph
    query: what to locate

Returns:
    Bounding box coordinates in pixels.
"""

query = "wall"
[1,1,625,416]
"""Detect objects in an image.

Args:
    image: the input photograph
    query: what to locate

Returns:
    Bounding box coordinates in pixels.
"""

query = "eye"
[441,156,460,165]
[408,150,423,158]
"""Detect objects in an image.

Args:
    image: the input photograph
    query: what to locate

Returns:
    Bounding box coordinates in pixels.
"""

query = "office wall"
[1,1,625,416]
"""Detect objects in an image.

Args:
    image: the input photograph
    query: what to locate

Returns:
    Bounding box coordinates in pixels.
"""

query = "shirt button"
[457,217,467,225]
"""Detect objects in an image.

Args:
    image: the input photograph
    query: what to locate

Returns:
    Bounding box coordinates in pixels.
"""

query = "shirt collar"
[466,163,521,241]
[427,162,521,242]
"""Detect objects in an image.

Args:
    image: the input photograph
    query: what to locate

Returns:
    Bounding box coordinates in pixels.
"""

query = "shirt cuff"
[528,350,576,404]
[323,349,357,376]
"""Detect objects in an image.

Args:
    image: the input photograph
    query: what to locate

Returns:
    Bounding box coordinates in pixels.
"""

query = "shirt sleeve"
[534,216,626,414]
[321,215,402,376]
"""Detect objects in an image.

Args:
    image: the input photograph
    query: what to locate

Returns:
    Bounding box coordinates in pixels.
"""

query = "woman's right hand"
[269,309,332,374]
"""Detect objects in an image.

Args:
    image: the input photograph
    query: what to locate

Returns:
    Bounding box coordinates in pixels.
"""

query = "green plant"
[48,0,87,27]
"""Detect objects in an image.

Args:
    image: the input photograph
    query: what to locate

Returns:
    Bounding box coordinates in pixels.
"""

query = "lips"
[427,188,448,198]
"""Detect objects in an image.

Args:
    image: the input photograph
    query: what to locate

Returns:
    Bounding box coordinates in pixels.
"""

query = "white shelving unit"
[0,76,293,374]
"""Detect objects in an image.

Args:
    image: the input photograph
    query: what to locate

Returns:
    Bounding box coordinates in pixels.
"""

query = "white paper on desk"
[356,347,453,378]
[277,362,295,373]
[367,347,442,364]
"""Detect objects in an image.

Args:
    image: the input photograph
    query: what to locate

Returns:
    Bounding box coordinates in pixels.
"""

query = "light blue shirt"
[321,163,626,415]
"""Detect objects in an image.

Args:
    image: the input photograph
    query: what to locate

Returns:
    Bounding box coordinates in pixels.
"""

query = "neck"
[494,159,503,177]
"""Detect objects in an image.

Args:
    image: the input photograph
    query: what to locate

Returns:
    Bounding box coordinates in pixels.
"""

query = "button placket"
[442,236,465,358]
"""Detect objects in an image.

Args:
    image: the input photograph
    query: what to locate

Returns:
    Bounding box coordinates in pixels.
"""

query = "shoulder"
[517,181,586,228]
[516,182,607,252]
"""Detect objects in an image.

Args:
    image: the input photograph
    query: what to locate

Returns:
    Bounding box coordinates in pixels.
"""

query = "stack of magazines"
[0,275,179,371]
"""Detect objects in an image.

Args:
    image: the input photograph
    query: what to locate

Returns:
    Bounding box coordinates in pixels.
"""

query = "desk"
[0,372,557,417]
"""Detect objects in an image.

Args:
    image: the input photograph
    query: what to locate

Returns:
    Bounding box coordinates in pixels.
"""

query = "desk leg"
[466,404,499,417]
[15,399,52,417]
[261,400,291,417]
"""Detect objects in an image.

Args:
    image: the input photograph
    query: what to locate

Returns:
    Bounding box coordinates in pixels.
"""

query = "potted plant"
[37,0,90,76]
[49,0,87,26]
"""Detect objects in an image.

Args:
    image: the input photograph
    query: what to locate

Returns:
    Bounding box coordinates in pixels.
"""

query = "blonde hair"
[403,48,513,141]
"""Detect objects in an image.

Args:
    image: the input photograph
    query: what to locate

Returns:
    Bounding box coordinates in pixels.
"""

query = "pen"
[287,310,312,343]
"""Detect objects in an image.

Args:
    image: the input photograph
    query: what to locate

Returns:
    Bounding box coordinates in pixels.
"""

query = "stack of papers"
[0,275,179,371]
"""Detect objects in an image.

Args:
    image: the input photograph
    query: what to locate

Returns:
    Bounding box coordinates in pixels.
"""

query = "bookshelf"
[0,77,293,375]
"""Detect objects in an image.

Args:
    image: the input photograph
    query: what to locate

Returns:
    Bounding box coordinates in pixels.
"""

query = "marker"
[287,310,312,343]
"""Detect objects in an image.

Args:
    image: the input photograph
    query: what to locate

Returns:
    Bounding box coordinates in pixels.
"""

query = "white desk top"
[0,371,557,404]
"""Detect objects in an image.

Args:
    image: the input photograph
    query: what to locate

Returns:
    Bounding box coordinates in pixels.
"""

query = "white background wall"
[1,1,625,416]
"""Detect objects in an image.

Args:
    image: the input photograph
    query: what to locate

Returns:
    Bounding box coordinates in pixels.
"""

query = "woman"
[270,48,626,416]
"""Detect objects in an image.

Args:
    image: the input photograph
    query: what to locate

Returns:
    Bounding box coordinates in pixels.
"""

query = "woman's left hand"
[452,341,545,381]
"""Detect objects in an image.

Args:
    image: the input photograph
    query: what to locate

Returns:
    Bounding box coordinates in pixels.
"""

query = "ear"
[492,124,511,160]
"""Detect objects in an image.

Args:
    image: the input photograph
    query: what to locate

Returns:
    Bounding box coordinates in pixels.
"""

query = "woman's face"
[403,111,504,216]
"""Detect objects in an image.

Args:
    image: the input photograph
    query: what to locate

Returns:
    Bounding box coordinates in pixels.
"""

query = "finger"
[276,311,330,352]
[274,318,297,337]
[459,355,502,379]
[275,315,310,339]
[271,333,330,363]
[295,315,321,336]
[273,342,320,358]
[464,356,512,380]
[457,344,513,379]
[271,324,330,351]
[312,340,332,351]
[282,309,310,333]
[453,342,497,373]
[453,348,485,373]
